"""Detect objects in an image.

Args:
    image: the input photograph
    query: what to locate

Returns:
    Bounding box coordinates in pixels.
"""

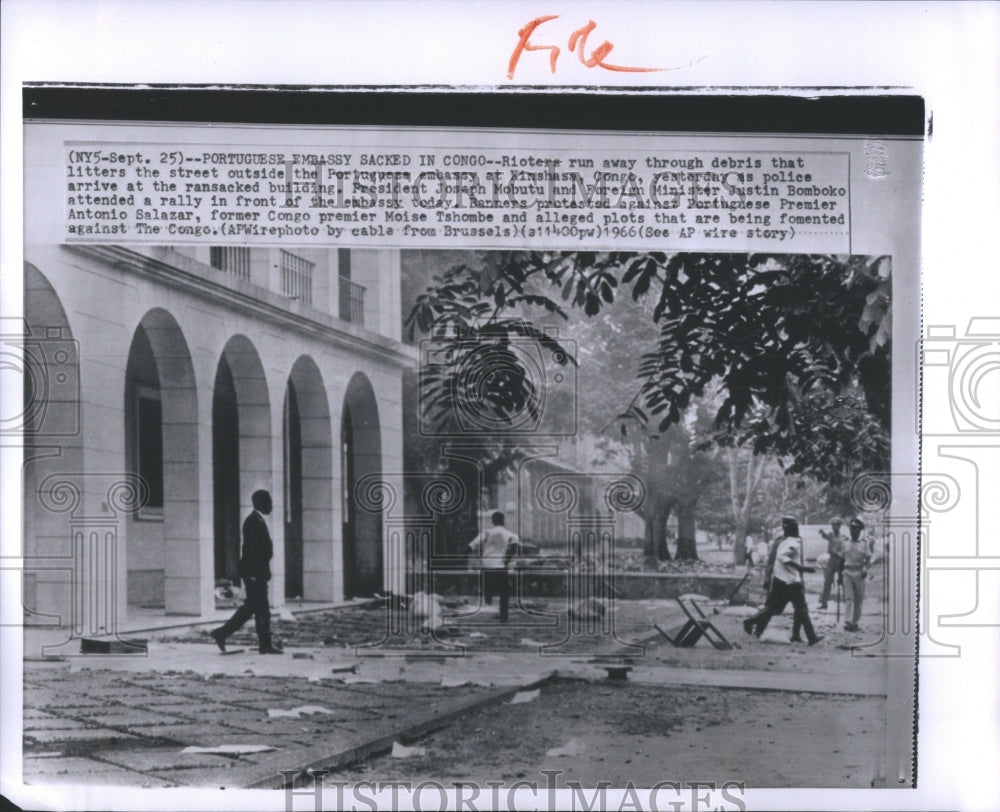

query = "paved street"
[21,590,889,789]
[23,660,516,787]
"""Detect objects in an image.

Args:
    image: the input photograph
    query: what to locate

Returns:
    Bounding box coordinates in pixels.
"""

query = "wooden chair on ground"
[655,595,735,651]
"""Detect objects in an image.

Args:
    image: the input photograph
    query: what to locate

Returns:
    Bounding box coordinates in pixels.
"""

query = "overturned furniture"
[655,596,735,651]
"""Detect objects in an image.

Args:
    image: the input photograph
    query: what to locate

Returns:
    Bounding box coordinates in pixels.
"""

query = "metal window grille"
[339,276,366,326]
[209,246,251,281]
[280,250,314,306]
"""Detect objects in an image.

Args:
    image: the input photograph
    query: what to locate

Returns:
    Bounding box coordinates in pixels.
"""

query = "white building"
[21,244,414,640]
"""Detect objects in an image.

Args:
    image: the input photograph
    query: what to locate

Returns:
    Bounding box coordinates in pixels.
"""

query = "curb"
[246,672,559,789]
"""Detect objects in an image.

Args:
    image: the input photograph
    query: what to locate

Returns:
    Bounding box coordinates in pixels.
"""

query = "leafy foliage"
[407,251,891,486]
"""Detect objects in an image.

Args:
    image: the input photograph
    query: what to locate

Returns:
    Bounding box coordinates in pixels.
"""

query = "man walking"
[842,517,871,632]
[744,516,823,645]
[468,510,518,622]
[818,517,847,610]
[211,490,283,654]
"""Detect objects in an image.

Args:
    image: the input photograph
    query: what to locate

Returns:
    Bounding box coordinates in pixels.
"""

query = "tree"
[401,250,535,556]
[565,294,722,562]
[608,423,720,563]
[698,444,835,564]
[726,446,768,566]
[407,251,891,488]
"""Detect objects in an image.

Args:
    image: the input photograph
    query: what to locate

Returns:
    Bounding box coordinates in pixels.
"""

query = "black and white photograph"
[12,88,919,805]
[2,4,998,812]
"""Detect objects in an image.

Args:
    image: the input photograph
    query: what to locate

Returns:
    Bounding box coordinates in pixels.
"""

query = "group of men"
[207,494,522,659]
[817,515,872,633]
[207,492,873,654]
[743,514,872,644]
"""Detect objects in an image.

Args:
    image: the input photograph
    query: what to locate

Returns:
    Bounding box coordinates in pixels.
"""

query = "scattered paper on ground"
[391,741,427,758]
[546,737,587,757]
[181,744,276,755]
[267,705,333,719]
[440,677,468,688]
[520,638,545,647]
[569,597,607,621]
[469,632,487,638]
[408,591,444,630]
[510,689,540,704]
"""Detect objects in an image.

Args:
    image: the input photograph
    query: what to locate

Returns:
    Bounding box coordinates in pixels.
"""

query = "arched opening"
[284,356,333,600]
[341,372,382,598]
[21,263,82,627]
[124,309,199,614]
[212,335,272,588]
[212,357,240,582]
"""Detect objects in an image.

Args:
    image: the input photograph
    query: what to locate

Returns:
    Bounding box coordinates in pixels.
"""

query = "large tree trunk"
[655,511,671,560]
[733,516,750,567]
[642,500,672,566]
[674,501,699,560]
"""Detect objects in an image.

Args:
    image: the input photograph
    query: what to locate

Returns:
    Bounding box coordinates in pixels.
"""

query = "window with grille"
[337,248,365,325]
[338,276,366,326]
[209,246,251,281]
[280,250,314,305]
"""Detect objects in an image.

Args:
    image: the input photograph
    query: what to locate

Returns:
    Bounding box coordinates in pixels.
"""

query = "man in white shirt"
[744,516,823,645]
[468,510,518,622]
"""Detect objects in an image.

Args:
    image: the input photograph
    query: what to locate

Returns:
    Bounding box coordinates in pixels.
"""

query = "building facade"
[22,243,414,639]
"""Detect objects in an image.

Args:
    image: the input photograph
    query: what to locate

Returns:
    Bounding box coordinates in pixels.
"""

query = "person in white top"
[468,510,519,622]
[744,517,823,645]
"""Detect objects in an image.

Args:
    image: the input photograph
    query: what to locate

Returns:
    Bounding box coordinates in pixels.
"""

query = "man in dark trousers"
[744,516,823,646]
[468,510,518,622]
[817,517,847,609]
[211,490,283,654]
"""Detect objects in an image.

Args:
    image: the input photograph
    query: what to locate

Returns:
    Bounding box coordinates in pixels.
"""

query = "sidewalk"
[23,651,538,788]
[21,593,890,788]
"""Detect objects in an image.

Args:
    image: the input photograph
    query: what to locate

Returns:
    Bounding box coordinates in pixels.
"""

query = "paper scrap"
[267,705,333,719]
[469,632,487,638]
[520,638,545,647]
[391,741,427,758]
[510,688,540,705]
[181,744,276,755]
[546,738,587,757]
[440,677,468,688]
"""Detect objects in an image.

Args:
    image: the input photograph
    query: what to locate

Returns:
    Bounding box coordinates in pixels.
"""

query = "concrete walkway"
[22,635,886,789]
[20,589,890,789]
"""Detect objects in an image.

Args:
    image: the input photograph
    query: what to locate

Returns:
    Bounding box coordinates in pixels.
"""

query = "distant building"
[21,244,415,640]
[493,453,645,550]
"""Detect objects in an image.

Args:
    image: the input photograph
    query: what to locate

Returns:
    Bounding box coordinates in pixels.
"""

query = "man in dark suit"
[211,490,283,654]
